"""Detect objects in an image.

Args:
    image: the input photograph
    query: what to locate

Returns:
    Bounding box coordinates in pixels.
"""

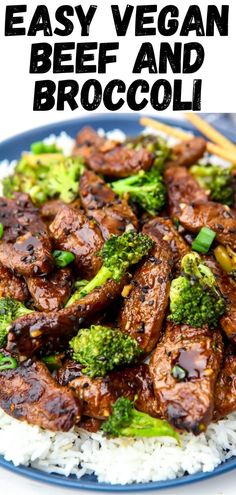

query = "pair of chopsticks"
[140,114,236,164]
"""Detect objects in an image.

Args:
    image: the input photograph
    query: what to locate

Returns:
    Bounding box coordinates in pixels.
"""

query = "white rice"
[97,127,126,143]
[0,408,236,484]
[0,126,235,485]
[43,131,75,157]
[0,160,17,196]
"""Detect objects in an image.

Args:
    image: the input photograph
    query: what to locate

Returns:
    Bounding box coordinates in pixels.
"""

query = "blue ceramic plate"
[0,114,236,491]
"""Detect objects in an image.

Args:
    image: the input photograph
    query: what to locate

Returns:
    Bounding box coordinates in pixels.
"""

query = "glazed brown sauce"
[15,234,41,252]
[174,344,208,380]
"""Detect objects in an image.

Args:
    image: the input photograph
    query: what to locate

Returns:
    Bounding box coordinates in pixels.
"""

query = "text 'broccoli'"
[102,397,179,441]
[168,252,226,328]
[69,325,142,377]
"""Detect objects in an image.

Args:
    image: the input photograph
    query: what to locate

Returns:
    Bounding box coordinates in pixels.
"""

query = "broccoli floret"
[111,170,166,216]
[2,157,51,204]
[66,231,154,305]
[47,157,85,203]
[3,154,85,205]
[0,298,33,347]
[111,136,171,215]
[102,397,179,441]
[168,252,226,328]
[190,163,234,206]
[69,325,142,377]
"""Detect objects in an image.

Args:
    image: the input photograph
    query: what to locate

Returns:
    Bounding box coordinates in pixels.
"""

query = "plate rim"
[1,454,236,492]
[0,113,236,491]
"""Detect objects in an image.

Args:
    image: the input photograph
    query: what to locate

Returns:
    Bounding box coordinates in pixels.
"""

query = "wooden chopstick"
[140,117,236,164]
[206,142,236,163]
[185,113,236,152]
[140,117,190,141]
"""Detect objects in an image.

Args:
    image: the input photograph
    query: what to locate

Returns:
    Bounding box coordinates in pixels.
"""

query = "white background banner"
[0,0,235,139]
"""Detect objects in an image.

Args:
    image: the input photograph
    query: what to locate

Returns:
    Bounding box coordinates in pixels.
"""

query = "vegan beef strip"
[0,232,54,277]
[58,362,160,420]
[7,277,128,357]
[0,193,54,276]
[0,359,81,431]
[119,238,173,354]
[164,166,208,218]
[0,265,29,302]
[149,322,223,434]
[179,202,236,250]
[165,137,206,168]
[73,126,107,160]
[41,198,82,224]
[77,417,103,432]
[214,346,236,419]
[204,255,236,344]
[143,217,189,266]
[74,127,153,178]
[79,169,138,238]
[27,267,74,312]
[49,204,104,279]
[0,193,47,243]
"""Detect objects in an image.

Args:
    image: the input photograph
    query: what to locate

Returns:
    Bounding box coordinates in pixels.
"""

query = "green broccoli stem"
[16,306,33,318]
[67,232,154,306]
[42,354,64,371]
[113,181,157,195]
[119,409,180,443]
[66,265,112,306]
[102,401,180,443]
[112,172,145,193]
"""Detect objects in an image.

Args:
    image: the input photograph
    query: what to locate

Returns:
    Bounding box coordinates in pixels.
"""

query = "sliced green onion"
[31,141,61,155]
[173,218,180,229]
[171,364,186,381]
[192,227,216,254]
[53,250,75,268]
[0,353,17,371]
[42,354,63,372]
[0,223,4,239]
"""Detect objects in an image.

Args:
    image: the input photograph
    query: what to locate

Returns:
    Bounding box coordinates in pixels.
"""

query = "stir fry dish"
[1,123,236,443]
